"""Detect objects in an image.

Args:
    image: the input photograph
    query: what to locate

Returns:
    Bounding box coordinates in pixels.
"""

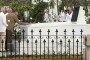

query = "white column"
[85,35,90,60]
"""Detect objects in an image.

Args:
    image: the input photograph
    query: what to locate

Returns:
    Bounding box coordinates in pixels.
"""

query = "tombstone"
[76,6,86,24]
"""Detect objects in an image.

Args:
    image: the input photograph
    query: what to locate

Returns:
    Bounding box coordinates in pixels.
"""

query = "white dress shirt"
[59,12,67,22]
[66,12,73,22]
[0,12,8,32]
[5,13,8,16]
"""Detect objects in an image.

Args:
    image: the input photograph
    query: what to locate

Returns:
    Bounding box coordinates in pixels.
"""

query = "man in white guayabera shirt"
[0,7,8,51]
[59,7,73,22]
[66,7,73,22]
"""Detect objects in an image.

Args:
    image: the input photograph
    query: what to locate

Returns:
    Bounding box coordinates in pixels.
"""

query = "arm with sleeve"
[2,14,8,27]
[66,12,73,22]
[13,14,27,25]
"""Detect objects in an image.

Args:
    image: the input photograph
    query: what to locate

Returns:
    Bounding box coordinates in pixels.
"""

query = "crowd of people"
[0,7,29,52]
[0,5,79,54]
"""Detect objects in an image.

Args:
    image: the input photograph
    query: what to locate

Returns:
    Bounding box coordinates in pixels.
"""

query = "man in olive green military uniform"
[6,9,28,50]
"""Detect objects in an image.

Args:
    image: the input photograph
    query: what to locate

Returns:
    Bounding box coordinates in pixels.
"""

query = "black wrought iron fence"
[0,29,85,60]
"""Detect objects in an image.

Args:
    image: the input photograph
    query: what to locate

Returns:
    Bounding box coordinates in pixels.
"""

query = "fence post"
[85,35,90,60]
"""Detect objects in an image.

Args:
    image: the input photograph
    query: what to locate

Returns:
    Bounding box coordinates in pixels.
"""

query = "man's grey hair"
[0,7,5,12]
[6,8,12,13]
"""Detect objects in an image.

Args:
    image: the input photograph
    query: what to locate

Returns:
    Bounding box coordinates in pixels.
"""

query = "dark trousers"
[5,29,12,51]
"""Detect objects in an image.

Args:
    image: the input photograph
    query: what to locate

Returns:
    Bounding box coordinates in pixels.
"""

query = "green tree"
[0,1,5,7]
[8,0,33,22]
[49,0,55,8]
[31,1,48,22]
[85,0,90,24]
[58,0,65,13]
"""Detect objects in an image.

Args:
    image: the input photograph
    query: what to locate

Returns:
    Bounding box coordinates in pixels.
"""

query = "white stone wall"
[19,23,90,55]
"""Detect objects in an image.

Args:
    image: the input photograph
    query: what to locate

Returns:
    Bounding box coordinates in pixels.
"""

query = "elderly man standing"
[5,8,12,16]
[0,7,8,51]
[59,7,73,22]
[5,8,12,51]
[66,7,73,22]
[6,9,28,51]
